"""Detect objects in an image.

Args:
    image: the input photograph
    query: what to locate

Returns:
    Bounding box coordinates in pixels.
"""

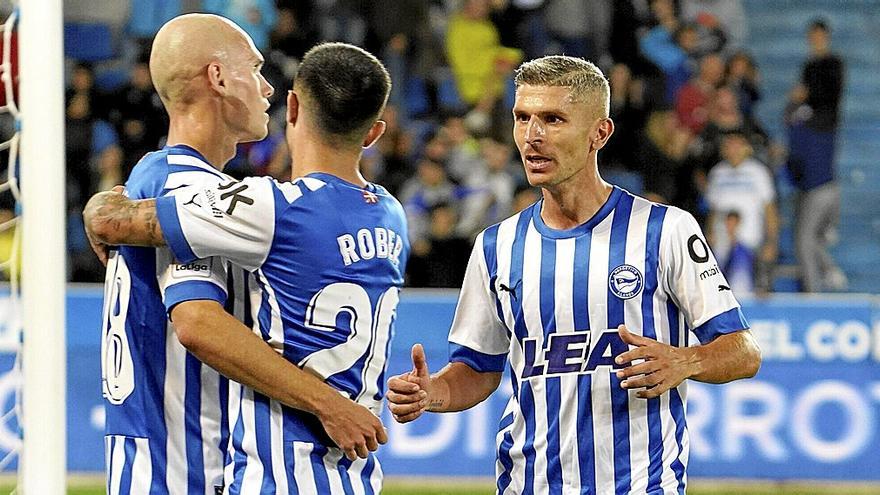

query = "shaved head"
[150,13,258,107]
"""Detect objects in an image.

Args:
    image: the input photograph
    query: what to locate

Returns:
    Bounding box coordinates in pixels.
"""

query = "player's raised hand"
[614,324,697,399]
[318,394,387,461]
[386,343,432,423]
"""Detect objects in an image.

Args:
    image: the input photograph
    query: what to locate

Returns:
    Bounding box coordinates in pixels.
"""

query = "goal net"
[0,1,22,476]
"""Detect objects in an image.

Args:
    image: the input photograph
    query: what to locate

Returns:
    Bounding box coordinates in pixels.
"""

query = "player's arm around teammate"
[84,191,387,461]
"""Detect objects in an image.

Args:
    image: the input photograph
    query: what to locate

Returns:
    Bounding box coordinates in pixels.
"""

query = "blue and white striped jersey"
[155,173,409,493]
[448,187,749,495]
[101,145,252,494]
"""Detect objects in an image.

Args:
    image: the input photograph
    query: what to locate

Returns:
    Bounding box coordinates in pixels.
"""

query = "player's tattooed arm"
[84,188,166,263]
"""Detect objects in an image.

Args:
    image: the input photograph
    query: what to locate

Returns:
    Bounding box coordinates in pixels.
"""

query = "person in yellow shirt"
[445,0,522,135]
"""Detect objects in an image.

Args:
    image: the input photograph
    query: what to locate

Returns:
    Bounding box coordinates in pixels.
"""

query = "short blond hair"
[514,56,610,117]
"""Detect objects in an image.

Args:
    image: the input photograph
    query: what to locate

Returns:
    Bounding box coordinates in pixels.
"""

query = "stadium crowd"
[5,0,843,293]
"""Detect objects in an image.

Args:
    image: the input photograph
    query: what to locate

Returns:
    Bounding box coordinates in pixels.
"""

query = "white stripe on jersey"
[624,200,652,494]
[291,442,318,493]
[223,382,243,488]
[269,399,289,493]
[107,437,124,494]
[588,212,615,495]
[521,223,549,495]
[164,321,189,495]
[166,153,221,174]
[322,450,347,493]
[553,238,580,490]
[200,363,224,492]
[298,177,326,192]
[105,436,152,495]
[276,182,303,203]
[130,437,153,495]
[239,388,265,489]
[165,171,224,191]
[255,269,286,349]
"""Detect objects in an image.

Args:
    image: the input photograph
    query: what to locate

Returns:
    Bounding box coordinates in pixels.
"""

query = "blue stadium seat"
[64,22,115,62]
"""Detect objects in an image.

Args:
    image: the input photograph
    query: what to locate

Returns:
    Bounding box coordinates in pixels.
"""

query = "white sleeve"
[156,176,276,272]
[660,209,749,344]
[156,249,229,311]
[447,233,510,372]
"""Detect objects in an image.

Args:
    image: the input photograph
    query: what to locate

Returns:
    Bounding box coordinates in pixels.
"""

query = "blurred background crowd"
[1,0,874,295]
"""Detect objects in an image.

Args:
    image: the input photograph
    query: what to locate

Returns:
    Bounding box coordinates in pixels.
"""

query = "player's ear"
[363,120,386,149]
[206,61,227,96]
[286,90,299,126]
[591,117,615,152]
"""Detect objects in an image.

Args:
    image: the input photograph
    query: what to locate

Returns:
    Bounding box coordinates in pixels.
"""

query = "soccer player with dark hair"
[386,55,762,494]
[85,42,406,492]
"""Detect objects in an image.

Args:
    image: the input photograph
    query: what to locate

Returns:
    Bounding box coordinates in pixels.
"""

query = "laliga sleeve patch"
[172,258,214,279]
[609,264,644,299]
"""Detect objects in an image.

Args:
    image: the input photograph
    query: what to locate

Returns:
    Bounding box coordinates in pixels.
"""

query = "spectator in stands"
[269,6,318,64]
[676,52,725,135]
[203,0,277,51]
[785,18,847,292]
[688,86,769,183]
[399,158,468,253]
[314,0,368,46]
[705,130,778,294]
[603,63,648,174]
[106,58,167,176]
[639,0,693,105]
[636,108,692,204]
[543,0,611,62]
[406,203,472,288]
[457,138,519,238]
[125,0,183,56]
[369,0,437,118]
[681,0,747,49]
[372,104,416,196]
[716,211,756,294]
[445,0,522,138]
[726,50,762,122]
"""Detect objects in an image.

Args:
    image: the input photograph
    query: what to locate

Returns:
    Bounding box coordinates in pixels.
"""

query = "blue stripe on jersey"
[539,237,563,493]
[508,209,536,492]
[282,442,301,495]
[509,210,532,343]
[448,343,507,372]
[150,441,167,495]
[165,280,226,310]
[230,397,248,494]
[691,307,749,344]
[361,456,376,495]
[337,457,355,495]
[669,387,688,492]
[519,381,538,495]
[156,195,198,263]
[496,430,515,493]
[607,193,633,494]
[219,376,230,473]
[573,233,596,493]
[119,438,135,494]
[310,445,332,493]
[184,354,206,494]
[481,224,508,333]
[667,301,680,347]
[643,205,668,493]
[253,392,276,493]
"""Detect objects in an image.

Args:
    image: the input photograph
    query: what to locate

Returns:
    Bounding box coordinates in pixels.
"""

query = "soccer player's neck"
[166,110,236,171]
[291,137,368,187]
[540,176,613,230]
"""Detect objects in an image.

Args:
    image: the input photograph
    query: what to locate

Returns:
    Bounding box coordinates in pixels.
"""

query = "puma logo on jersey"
[337,227,404,267]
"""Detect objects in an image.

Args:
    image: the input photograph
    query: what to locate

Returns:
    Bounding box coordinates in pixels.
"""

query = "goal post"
[18,0,66,492]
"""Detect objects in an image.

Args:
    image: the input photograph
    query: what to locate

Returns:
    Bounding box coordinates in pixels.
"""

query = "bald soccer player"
[95,15,385,494]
